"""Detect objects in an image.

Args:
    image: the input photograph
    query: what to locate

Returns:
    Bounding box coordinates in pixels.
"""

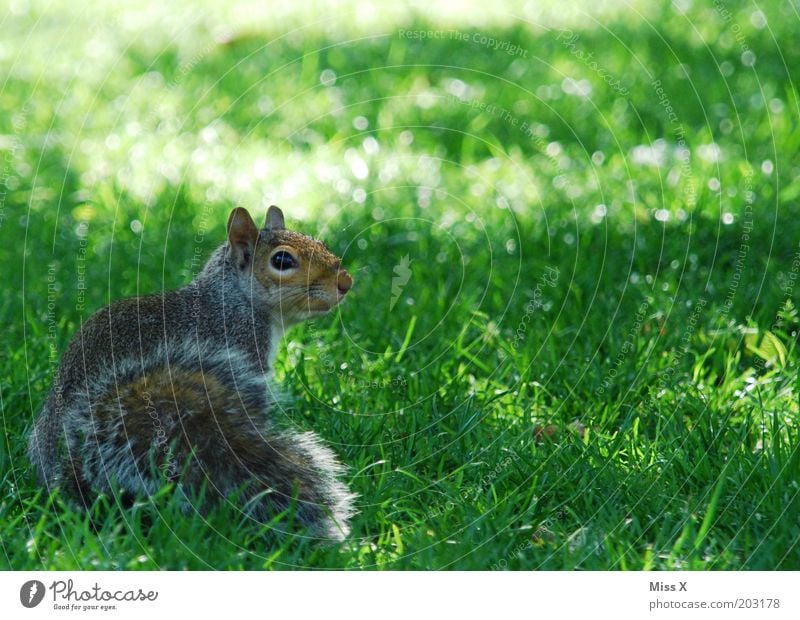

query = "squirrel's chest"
[266,324,284,373]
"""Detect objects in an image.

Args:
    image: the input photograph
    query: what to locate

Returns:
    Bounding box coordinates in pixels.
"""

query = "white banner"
[1,571,797,619]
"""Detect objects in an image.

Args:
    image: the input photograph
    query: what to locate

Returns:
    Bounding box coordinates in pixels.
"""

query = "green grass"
[1,0,799,569]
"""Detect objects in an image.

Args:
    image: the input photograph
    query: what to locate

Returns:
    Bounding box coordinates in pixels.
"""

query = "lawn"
[1,0,799,569]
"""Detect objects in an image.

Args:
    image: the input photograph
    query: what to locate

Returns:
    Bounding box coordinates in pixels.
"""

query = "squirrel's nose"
[336,270,353,296]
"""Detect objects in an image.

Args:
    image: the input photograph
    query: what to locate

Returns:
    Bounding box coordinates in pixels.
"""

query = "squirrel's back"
[28,288,202,489]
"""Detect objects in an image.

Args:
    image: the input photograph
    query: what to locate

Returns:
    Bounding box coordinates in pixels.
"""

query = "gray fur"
[28,232,355,541]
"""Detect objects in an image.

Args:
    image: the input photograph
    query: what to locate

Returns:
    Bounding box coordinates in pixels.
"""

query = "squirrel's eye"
[270,250,297,271]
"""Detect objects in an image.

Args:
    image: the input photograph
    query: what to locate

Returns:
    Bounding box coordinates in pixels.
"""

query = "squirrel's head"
[226,206,353,325]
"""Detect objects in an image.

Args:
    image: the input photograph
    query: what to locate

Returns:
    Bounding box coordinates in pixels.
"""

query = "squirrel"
[27,205,356,540]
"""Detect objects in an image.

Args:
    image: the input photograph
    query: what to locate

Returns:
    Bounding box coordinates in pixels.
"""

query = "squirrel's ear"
[264,205,285,231]
[227,207,259,271]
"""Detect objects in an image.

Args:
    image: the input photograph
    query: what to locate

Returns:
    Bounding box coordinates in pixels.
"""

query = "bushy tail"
[67,342,355,540]
[27,405,61,491]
